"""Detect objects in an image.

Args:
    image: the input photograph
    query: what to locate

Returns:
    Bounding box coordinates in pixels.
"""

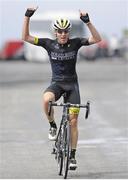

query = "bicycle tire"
[57,150,63,175]
[63,121,71,179]
[56,128,63,175]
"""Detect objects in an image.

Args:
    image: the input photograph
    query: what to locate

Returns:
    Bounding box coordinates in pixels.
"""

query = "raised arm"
[79,10,102,44]
[22,7,38,44]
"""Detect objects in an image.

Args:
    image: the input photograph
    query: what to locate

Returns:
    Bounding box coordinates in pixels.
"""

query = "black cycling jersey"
[35,38,89,82]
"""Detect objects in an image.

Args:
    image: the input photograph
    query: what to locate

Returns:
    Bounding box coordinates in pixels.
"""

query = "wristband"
[80,13,90,24]
[25,9,35,17]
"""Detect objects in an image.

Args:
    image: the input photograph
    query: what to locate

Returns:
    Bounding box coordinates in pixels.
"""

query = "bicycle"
[48,98,90,179]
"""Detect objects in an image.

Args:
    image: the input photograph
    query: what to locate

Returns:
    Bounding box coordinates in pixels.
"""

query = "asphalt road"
[0,58,128,179]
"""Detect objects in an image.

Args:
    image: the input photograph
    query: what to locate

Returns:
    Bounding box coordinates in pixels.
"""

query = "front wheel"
[57,150,63,175]
[62,121,71,179]
[55,128,63,176]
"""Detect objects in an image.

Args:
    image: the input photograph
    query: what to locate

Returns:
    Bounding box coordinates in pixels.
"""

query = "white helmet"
[52,18,72,30]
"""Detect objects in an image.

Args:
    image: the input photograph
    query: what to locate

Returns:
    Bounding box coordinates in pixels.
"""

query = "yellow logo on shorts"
[69,107,80,114]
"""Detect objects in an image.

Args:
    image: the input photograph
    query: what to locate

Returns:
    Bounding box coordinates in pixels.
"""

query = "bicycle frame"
[48,101,90,179]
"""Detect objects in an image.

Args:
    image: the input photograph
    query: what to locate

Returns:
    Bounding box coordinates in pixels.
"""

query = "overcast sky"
[0,0,128,48]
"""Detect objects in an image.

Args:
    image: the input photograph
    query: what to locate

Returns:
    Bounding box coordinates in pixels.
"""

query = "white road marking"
[78,137,128,148]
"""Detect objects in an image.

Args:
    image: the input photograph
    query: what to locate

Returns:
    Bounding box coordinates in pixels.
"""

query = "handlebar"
[48,101,90,119]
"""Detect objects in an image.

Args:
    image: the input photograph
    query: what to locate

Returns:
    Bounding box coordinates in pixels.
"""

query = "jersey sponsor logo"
[50,51,76,60]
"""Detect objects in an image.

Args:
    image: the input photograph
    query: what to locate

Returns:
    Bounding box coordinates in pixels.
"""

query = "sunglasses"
[57,29,69,34]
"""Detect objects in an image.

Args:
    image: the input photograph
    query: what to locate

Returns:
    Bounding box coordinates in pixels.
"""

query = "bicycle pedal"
[51,148,56,154]
[69,166,77,170]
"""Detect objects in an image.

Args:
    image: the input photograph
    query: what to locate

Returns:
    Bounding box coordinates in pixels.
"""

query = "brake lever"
[85,101,90,119]
[48,101,52,116]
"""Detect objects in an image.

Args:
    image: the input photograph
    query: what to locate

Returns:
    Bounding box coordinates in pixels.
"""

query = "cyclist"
[22,7,101,169]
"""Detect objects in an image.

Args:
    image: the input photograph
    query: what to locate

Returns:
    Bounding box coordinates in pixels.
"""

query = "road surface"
[0,58,128,179]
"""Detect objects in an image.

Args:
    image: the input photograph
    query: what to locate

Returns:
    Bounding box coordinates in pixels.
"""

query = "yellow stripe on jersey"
[69,107,80,114]
[34,37,39,44]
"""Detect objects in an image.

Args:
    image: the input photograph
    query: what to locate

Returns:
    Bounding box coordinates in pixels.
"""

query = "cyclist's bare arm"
[79,10,102,45]
[22,7,38,44]
[86,22,102,44]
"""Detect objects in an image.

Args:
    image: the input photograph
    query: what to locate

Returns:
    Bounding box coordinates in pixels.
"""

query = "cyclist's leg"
[69,114,79,169]
[43,91,55,122]
[43,92,56,140]
[70,114,79,150]
[43,82,63,122]
[64,82,80,167]
[43,91,58,140]
[43,82,64,140]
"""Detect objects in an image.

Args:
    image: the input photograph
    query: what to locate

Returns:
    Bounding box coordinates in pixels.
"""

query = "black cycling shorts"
[44,81,81,104]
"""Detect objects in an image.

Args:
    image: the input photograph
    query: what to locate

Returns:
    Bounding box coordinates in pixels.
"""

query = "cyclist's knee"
[70,116,78,128]
[43,92,55,118]
[43,92,55,105]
